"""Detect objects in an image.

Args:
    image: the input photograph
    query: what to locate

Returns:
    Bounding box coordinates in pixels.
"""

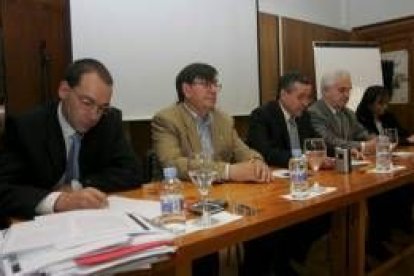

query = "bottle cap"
[163,167,177,179]
[292,149,302,158]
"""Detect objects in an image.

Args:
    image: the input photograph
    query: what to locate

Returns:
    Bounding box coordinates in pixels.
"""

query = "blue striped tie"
[288,118,302,157]
[64,133,82,183]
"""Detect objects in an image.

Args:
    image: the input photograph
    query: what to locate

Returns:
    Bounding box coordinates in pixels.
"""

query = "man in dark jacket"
[0,58,142,222]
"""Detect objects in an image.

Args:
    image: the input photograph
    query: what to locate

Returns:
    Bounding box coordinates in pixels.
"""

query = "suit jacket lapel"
[178,104,202,155]
[210,109,223,157]
[319,100,341,135]
[45,103,66,180]
[274,102,292,149]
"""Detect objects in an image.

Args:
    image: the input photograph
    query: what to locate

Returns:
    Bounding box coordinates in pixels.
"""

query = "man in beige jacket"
[152,62,271,183]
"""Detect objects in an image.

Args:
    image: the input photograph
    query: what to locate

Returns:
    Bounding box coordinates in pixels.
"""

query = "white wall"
[71,0,259,120]
[258,0,348,30]
[347,0,414,28]
[259,0,414,30]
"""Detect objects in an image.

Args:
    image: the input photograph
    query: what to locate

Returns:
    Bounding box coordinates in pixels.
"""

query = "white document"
[1,220,68,255]
[281,187,337,201]
[2,210,150,256]
[184,211,242,234]
[16,235,131,275]
[108,196,161,220]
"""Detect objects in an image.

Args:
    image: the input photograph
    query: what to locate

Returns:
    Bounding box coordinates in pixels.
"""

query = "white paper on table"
[1,220,66,255]
[3,210,151,256]
[272,169,290,178]
[281,187,337,201]
[16,235,131,275]
[184,211,242,234]
[367,165,406,174]
[351,160,371,166]
[44,246,174,275]
[108,195,161,220]
[393,151,414,158]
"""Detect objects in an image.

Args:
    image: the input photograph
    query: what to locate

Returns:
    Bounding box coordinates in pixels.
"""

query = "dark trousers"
[242,214,330,276]
[368,185,414,245]
[192,252,219,276]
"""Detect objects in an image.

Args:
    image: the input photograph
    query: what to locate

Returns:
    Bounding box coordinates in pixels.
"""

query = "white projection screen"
[313,42,383,111]
[70,0,260,120]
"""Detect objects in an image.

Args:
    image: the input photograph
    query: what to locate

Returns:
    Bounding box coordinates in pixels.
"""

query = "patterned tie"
[197,116,214,157]
[64,132,82,184]
[288,117,301,157]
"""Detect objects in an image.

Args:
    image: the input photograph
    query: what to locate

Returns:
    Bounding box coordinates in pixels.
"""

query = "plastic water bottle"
[376,135,391,172]
[289,154,309,199]
[160,167,186,233]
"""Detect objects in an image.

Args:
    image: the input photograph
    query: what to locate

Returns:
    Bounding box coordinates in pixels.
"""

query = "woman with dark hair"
[356,85,414,145]
[357,85,414,262]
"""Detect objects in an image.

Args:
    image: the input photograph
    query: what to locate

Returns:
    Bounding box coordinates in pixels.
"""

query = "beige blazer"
[152,103,262,179]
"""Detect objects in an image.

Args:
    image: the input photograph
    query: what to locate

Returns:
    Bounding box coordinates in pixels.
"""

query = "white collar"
[57,102,76,139]
[183,102,212,123]
[279,101,293,122]
[323,99,341,115]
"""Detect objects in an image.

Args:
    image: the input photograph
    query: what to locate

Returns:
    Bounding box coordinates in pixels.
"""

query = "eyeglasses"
[192,80,222,91]
[72,89,110,116]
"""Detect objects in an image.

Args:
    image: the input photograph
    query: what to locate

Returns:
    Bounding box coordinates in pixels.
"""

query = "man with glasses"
[152,62,270,276]
[152,62,271,183]
[0,58,142,221]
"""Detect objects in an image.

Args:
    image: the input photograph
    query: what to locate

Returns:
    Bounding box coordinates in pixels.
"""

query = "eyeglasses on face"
[191,80,222,91]
[72,89,110,116]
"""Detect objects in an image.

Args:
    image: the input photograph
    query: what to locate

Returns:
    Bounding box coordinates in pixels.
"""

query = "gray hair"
[320,69,351,94]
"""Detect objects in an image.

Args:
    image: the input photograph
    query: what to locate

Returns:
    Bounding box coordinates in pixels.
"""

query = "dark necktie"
[336,110,347,140]
[64,132,82,184]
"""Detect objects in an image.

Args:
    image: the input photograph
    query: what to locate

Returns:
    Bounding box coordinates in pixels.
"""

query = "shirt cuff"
[224,163,230,180]
[71,180,83,191]
[35,192,62,215]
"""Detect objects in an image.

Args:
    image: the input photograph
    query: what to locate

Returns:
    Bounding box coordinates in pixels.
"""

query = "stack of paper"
[0,209,175,275]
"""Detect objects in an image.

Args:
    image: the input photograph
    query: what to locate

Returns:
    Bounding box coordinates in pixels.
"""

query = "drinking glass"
[187,152,218,227]
[304,138,327,192]
[384,128,398,152]
[384,128,398,168]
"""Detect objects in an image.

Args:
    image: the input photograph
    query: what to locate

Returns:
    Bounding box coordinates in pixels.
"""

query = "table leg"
[330,207,347,276]
[348,200,367,276]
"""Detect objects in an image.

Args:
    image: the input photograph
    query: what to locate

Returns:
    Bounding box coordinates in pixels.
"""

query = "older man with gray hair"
[308,69,376,156]
[309,69,411,261]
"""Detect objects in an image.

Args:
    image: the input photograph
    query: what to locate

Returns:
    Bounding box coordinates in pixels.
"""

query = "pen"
[127,213,150,231]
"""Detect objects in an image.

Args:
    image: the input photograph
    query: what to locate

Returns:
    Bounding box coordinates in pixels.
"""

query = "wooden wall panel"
[258,13,279,104]
[353,16,414,132]
[1,0,71,115]
[282,17,350,87]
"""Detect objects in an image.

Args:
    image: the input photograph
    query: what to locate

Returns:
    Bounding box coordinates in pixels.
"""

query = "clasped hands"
[229,158,272,183]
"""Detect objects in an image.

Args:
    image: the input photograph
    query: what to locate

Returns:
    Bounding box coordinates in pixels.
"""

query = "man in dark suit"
[244,72,334,275]
[247,72,319,167]
[0,58,142,222]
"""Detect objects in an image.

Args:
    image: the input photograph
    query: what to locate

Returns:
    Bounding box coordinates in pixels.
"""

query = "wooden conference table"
[117,147,414,276]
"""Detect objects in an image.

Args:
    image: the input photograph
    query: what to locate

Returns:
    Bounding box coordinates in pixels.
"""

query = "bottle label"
[161,194,183,215]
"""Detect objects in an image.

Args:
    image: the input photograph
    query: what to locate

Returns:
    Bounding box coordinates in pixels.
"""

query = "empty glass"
[187,152,218,227]
[384,128,398,168]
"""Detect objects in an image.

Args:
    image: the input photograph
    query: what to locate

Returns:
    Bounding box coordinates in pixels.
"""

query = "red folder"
[75,240,174,266]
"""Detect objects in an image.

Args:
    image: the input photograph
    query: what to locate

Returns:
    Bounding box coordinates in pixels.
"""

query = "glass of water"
[304,138,326,193]
[384,128,398,153]
[304,138,327,172]
[187,152,218,227]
